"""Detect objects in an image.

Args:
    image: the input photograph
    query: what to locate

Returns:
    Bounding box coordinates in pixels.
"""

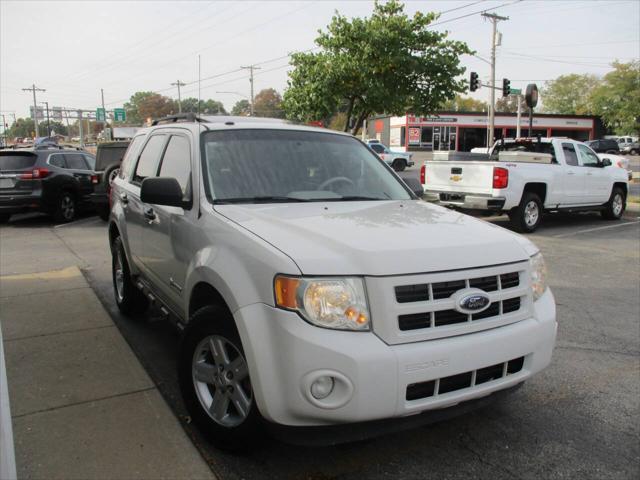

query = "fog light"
[310,376,334,399]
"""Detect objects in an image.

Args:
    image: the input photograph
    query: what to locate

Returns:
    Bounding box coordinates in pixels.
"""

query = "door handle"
[119,193,128,204]
[143,207,156,221]
[567,171,575,175]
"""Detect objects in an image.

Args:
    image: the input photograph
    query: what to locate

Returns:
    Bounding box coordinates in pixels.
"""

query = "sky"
[1,0,639,122]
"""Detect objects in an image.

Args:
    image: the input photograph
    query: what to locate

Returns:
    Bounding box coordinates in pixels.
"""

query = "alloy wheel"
[524,200,539,227]
[612,193,623,217]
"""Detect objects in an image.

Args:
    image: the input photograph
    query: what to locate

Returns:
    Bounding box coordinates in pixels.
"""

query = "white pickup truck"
[422,138,629,232]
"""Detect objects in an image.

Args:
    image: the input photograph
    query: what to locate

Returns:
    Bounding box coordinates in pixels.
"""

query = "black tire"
[509,192,543,233]
[606,150,617,154]
[111,236,148,316]
[392,159,406,172]
[53,191,77,223]
[0,214,10,224]
[601,187,626,220]
[178,305,262,451]
[630,149,638,155]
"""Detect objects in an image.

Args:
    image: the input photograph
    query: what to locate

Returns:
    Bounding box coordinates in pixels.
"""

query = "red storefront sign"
[408,127,421,145]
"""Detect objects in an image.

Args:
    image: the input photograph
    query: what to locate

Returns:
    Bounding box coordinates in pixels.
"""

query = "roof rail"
[151,113,208,126]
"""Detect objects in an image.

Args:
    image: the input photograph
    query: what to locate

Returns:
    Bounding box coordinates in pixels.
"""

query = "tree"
[180,98,227,115]
[495,95,527,113]
[45,121,68,136]
[590,61,640,135]
[6,118,35,138]
[253,88,284,118]
[440,95,488,112]
[283,0,471,135]
[231,99,251,116]
[541,74,600,115]
[124,91,177,125]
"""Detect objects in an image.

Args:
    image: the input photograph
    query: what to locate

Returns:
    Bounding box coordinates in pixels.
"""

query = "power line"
[428,0,523,28]
[22,84,46,137]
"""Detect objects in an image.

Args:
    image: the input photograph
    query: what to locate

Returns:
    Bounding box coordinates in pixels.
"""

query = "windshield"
[201,129,412,203]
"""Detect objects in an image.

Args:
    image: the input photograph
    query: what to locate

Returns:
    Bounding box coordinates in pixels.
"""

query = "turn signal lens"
[274,276,300,309]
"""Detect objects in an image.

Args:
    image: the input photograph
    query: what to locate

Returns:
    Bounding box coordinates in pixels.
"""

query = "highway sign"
[114,108,126,122]
[96,108,106,122]
[510,88,522,95]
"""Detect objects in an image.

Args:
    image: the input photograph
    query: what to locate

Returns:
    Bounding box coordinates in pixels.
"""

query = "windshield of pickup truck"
[202,129,412,203]
[491,141,557,163]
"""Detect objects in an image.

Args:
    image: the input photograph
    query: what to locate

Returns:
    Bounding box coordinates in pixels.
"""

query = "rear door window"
[65,153,90,170]
[83,154,96,170]
[0,152,38,171]
[133,135,167,184]
[562,143,579,166]
[370,144,384,154]
[48,154,67,168]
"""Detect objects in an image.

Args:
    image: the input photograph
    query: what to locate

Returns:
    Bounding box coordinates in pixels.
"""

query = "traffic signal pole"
[481,12,508,149]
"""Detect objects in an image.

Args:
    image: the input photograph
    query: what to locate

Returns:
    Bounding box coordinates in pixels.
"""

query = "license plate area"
[0,178,16,189]
[440,193,465,203]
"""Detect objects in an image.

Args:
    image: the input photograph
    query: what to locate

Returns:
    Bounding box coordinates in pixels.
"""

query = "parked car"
[0,146,97,223]
[422,137,629,232]
[584,138,620,154]
[366,140,414,172]
[620,141,639,156]
[90,141,130,220]
[616,136,638,151]
[109,114,556,449]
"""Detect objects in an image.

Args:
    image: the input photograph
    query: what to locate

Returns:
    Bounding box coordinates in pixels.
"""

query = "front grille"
[432,280,466,299]
[398,297,522,331]
[395,284,429,303]
[406,356,526,401]
[500,272,520,289]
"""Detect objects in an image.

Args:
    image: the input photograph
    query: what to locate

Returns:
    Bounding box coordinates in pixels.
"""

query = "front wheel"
[602,187,625,220]
[178,305,262,451]
[392,159,407,172]
[509,192,543,233]
[629,149,638,155]
[111,236,148,316]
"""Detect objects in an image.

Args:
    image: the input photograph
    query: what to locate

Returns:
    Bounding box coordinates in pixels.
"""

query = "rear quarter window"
[0,152,38,170]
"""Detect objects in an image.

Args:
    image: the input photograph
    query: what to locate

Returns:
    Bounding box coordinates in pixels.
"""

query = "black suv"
[0,146,97,223]
[90,141,130,220]
[585,139,620,154]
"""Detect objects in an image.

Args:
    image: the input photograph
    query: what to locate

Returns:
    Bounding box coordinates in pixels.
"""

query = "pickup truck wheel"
[509,192,542,233]
[53,191,76,223]
[629,148,638,155]
[179,305,262,451]
[602,187,625,220]
[111,236,148,316]
[392,159,406,172]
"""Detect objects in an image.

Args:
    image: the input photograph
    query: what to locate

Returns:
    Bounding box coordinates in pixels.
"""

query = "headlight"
[529,252,548,301]
[274,276,370,331]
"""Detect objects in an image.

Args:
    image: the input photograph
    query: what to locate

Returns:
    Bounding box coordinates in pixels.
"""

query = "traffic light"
[469,72,479,92]
[502,78,511,97]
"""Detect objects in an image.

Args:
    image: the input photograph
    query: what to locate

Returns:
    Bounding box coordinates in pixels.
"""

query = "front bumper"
[234,288,556,427]
[424,190,506,211]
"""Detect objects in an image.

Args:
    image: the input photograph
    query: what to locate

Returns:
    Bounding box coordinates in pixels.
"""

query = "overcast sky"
[1,0,639,120]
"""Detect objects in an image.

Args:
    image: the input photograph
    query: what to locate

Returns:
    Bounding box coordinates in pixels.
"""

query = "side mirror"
[140,177,186,208]
[402,176,424,198]
[601,158,612,167]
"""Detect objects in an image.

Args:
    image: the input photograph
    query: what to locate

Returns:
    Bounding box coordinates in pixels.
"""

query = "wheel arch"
[613,182,627,197]
[188,282,233,321]
[522,182,547,206]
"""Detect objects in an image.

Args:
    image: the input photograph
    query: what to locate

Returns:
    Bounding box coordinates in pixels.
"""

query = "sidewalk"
[0,265,215,480]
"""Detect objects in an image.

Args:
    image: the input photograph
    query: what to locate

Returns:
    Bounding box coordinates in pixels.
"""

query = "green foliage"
[440,95,488,112]
[7,118,36,138]
[180,98,227,115]
[495,95,527,114]
[541,74,600,115]
[283,0,471,134]
[231,99,251,116]
[43,121,68,136]
[253,88,284,118]
[124,91,177,124]
[590,61,640,135]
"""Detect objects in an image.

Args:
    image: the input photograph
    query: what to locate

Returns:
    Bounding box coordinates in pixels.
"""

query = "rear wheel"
[392,159,407,172]
[111,236,148,316]
[509,192,543,233]
[178,305,262,451]
[53,191,76,223]
[602,187,625,220]
[630,148,638,155]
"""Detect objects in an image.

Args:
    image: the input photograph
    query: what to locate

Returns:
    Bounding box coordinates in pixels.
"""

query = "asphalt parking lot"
[1,205,639,480]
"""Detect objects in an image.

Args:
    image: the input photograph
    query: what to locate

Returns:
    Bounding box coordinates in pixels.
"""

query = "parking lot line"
[53,217,102,229]
[553,220,640,238]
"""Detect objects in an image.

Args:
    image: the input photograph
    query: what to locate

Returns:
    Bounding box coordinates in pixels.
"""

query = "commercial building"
[367,112,605,152]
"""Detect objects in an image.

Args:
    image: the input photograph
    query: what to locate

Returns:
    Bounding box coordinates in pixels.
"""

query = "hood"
[216,201,536,276]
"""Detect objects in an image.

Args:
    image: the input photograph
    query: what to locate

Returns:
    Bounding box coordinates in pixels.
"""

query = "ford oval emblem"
[459,293,491,312]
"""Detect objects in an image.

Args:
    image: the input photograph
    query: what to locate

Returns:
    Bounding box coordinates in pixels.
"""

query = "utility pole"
[41,101,51,137]
[78,110,84,148]
[481,12,508,149]
[171,80,187,113]
[22,84,45,138]
[241,65,261,116]
[516,94,522,138]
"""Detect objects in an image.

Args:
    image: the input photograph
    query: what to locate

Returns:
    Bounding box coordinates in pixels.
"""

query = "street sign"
[510,88,522,95]
[113,108,126,122]
[96,108,106,122]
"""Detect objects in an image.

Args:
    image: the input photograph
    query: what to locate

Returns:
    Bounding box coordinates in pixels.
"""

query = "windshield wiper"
[321,195,388,202]
[213,196,311,204]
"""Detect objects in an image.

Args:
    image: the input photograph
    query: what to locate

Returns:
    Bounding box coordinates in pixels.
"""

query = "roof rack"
[151,113,208,126]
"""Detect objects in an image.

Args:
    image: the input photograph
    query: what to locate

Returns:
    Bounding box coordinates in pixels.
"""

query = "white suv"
[109,115,556,448]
